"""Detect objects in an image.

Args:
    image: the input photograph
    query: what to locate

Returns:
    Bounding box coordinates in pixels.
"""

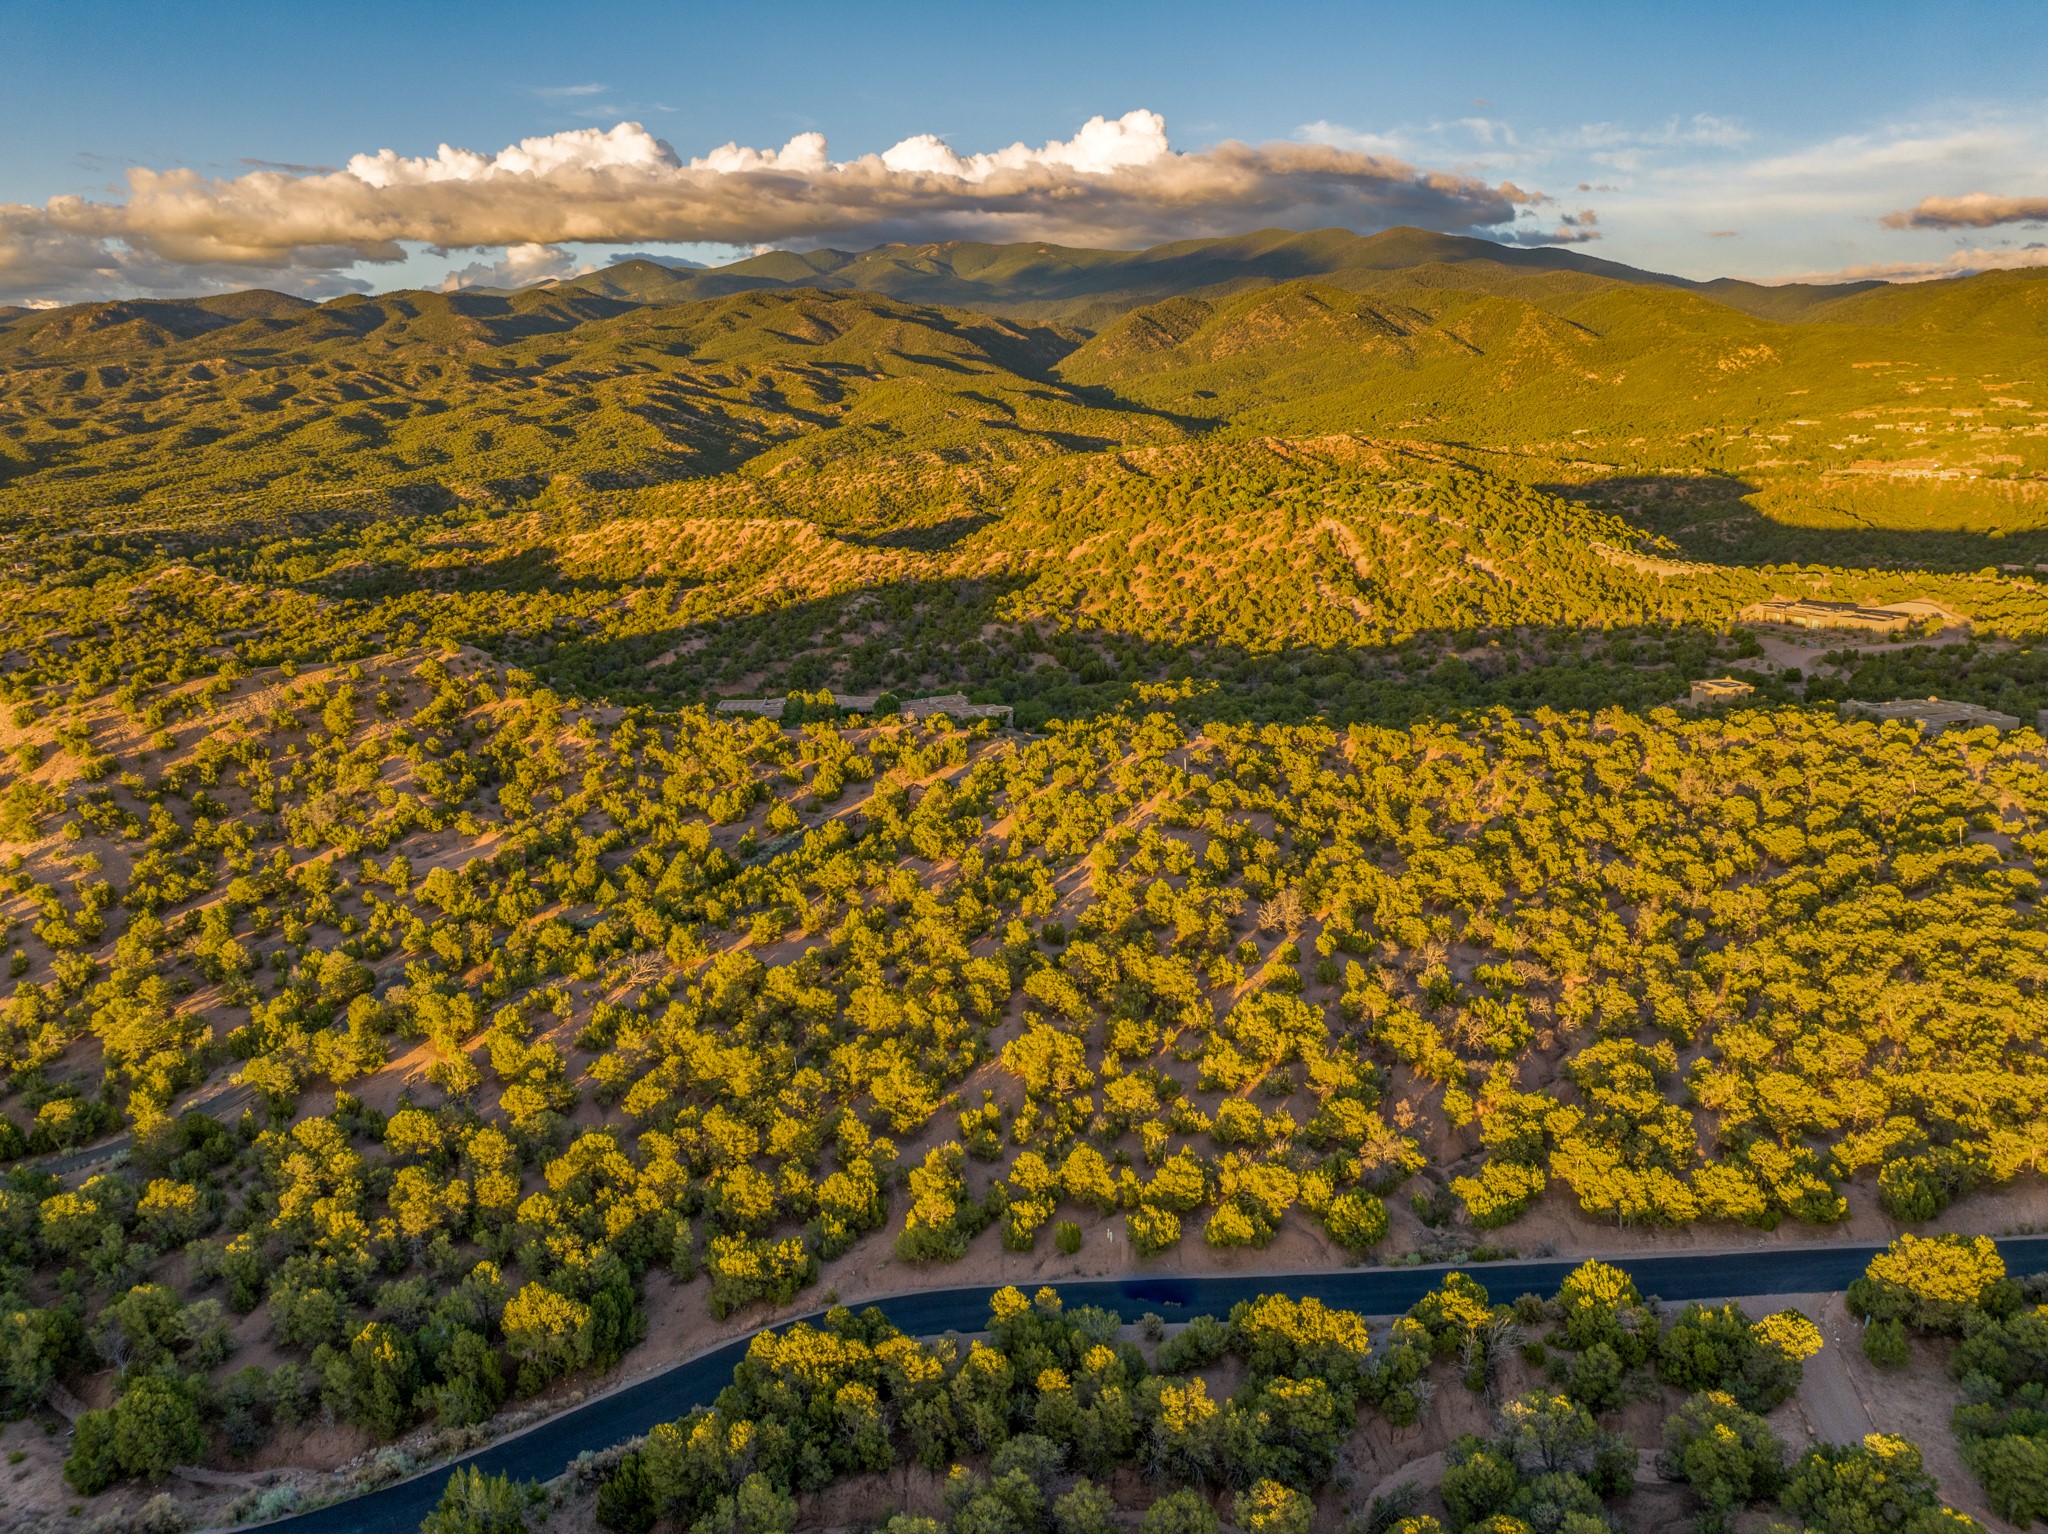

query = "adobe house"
[1689,676,1756,707]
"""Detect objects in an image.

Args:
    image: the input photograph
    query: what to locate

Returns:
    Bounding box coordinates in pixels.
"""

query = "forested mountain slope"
[0,288,1137,520]
[548,225,1881,327]
[5,241,2042,567]
[1058,273,2048,550]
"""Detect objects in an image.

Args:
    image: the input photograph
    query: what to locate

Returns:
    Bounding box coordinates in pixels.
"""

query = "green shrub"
[1863,1318,1910,1368]
[1660,1390,1787,1517]
[1157,1314,1229,1373]
[1323,1189,1389,1254]
[1140,1488,1220,1534]
[1961,1434,2048,1528]
[63,1375,206,1493]
[1848,1234,2013,1335]
[1126,1204,1182,1256]
[421,1467,543,1534]
[1781,1436,1954,1534]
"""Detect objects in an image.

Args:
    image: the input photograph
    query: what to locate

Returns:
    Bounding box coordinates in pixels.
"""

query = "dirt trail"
[1794,1292,1877,1445]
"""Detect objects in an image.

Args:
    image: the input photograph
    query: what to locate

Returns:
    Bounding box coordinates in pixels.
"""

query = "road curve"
[251,1236,2048,1534]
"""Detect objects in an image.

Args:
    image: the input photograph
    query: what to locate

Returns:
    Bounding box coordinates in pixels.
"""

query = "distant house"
[897,692,1014,724]
[715,693,878,720]
[1844,697,2020,734]
[1689,676,1755,707]
[1738,599,1917,634]
[714,697,787,719]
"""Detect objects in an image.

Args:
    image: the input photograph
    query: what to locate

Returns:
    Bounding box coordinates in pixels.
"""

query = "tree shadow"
[840,514,998,552]
[302,546,677,602]
[1545,472,2048,573]
[478,570,1831,730]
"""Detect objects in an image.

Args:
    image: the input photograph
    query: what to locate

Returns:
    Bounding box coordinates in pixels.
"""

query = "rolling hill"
[0,287,1155,522]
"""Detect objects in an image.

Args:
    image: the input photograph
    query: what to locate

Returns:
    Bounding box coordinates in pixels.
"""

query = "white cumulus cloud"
[0,111,1539,303]
[439,241,594,290]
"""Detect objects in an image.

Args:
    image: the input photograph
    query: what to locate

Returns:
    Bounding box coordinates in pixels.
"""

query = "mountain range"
[544,225,1898,326]
[1,226,2042,575]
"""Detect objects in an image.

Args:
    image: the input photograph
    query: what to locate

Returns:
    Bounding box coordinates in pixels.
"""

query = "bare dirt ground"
[1737,619,1980,680]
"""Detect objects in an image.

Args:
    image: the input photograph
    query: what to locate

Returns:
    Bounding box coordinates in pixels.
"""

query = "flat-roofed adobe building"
[1739,599,1918,633]
[714,692,1013,725]
[1689,676,1755,707]
[1845,697,2020,734]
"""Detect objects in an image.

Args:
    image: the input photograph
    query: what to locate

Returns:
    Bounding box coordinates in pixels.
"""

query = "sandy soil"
[1738,620,1980,681]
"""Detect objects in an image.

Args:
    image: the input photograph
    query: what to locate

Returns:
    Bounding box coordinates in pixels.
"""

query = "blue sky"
[3,0,2046,301]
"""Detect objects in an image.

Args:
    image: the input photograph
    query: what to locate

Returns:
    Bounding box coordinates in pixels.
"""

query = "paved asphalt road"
[252,1236,2048,1534]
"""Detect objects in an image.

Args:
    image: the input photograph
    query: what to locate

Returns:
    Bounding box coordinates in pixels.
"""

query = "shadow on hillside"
[1544,472,2048,574]
[1056,379,1223,434]
[459,569,1835,728]
[89,486,463,554]
[269,544,690,603]
[223,525,2048,724]
[841,514,997,552]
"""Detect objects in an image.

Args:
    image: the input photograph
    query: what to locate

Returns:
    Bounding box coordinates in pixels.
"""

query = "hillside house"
[1689,676,1755,707]
[714,692,1012,725]
[1739,599,1917,633]
[1844,697,2020,734]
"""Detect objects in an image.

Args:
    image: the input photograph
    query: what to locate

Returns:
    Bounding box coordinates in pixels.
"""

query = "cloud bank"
[1298,102,2048,287]
[1883,191,2048,230]
[0,112,1544,303]
[1776,243,2048,285]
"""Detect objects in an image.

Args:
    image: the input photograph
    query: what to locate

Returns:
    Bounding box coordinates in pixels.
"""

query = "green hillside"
[0,287,1142,521]
[1060,270,2048,456]
[1055,270,2048,559]
[5,235,2048,723]
[6,236,2042,568]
